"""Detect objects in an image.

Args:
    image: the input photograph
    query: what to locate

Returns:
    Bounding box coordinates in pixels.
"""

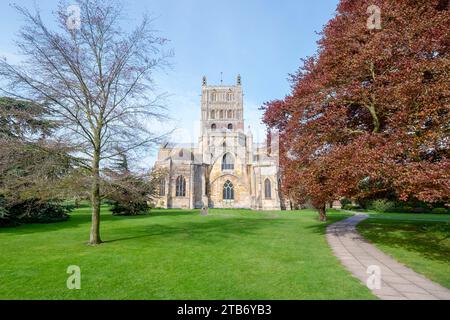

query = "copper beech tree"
[0,0,171,244]
[263,0,449,221]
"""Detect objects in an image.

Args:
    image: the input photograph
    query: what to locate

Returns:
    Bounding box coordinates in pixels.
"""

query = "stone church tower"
[154,75,285,210]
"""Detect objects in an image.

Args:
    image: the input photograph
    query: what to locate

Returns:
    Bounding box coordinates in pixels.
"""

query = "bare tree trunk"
[0,1,171,246]
[89,148,102,245]
[318,204,327,222]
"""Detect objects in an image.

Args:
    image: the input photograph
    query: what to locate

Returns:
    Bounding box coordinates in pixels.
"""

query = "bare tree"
[0,0,172,244]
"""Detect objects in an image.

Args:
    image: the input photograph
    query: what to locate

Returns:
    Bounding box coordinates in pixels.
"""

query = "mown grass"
[358,212,450,289]
[0,207,375,300]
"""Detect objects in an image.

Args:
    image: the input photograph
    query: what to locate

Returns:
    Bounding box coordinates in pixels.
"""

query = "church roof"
[161,142,198,149]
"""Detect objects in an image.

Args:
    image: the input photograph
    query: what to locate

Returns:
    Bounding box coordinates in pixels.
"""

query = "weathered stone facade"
[153,76,286,210]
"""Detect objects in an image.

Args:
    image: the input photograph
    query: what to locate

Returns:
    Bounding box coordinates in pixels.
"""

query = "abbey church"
[154,76,285,210]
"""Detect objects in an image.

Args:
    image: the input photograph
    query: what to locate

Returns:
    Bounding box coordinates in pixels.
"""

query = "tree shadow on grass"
[146,209,199,217]
[104,212,352,245]
[0,213,88,235]
[0,208,350,246]
[305,214,450,265]
[302,213,354,236]
[358,221,450,265]
[104,217,289,245]
[0,208,199,236]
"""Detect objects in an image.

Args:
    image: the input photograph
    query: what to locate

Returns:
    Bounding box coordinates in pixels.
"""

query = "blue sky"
[0,0,339,164]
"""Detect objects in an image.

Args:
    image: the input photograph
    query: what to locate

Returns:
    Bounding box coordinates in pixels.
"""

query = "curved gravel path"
[326,213,450,300]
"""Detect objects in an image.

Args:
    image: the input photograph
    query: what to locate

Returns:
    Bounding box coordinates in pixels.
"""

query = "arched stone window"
[159,178,166,196]
[176,176,186,197]
[222,153,234,171]
[264,179,272,199]
[220,110,224,119]
[227,92,233,102]
[211,92,217,102]
[211,110,215,119]
[179,149,184,158]
[227,123,233,130]
[223,180,234,200]
[211,124,217,131]
[227,110,233,119]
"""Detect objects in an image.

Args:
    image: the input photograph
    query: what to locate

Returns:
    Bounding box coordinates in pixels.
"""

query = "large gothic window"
[222,153,235,171]
[159,178,166,196]
[211,124,217,131]
[264,179,272,199]
[176,176,186,197]
[223,180,234,200]
[227,123,233,130]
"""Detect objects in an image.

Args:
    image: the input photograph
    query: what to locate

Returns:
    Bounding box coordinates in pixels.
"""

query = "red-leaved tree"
[263,0,449,221]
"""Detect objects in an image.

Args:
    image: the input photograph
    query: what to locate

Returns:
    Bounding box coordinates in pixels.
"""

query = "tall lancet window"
[264,179,272,199]
[223,180,234,200]
[176,176,186,197]
[222,153,234,171]
[159,178,166,196]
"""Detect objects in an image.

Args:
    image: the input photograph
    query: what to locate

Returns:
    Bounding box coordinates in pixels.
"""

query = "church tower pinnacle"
[200,75,244,135]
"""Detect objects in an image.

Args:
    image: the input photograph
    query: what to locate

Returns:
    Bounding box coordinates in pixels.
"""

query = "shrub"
[107,173,153,216]
[104,173,154,216]
[102,150,163,216]
[370,199,396,213]
[342,204,362,211]
[0,198,71,227]
[340,198,352,207]
[431,208,448,215]
[411,207,427,213]
[394,206,430,214]
[396,206,413,213]
[0,196,9,226]
[110,201,149,216]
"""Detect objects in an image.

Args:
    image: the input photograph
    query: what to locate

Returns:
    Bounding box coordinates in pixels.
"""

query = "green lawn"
[358,213,450,289]
[0,207,376,300]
